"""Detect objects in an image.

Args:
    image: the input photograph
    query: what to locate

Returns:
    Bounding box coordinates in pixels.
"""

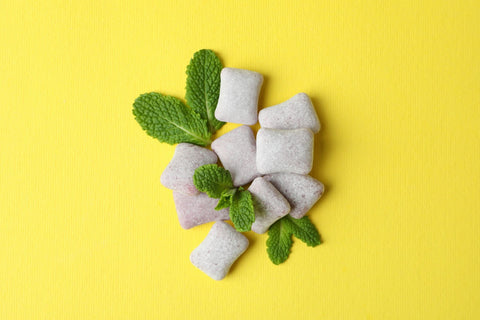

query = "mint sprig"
[133,49,224,146]
[266,215,321,265]
[133,93,211,146]
[186,49,224,134]
[194,164,255,232]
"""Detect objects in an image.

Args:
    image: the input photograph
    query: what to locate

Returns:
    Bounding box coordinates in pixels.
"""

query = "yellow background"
[1,0,479,319]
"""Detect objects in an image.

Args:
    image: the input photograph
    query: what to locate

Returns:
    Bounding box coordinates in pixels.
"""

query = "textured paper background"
[1,1,479,319]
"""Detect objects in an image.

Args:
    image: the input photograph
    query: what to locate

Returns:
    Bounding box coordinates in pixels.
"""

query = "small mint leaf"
[215,189,236,210]
[133,93,211,146]
[185,49,224,133]
[215,197,231,210]
[229,190,255,232]
[193,164,233,198]
[266,219,293,265]
[286,215,322,247]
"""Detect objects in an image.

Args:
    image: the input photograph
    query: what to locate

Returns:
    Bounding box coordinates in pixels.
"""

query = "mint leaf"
[185,49,224,133]
[133,93,211,146]
[266,219,293,265]
[229,190,255,232]
[266,215,322,264]
[193,164,233,198]
[215,188,236,210]
[285,215,322,247]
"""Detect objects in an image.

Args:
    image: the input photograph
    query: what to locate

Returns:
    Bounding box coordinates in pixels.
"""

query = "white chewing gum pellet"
[248,177,291,234]
[264,173,324,219]
[172,191,230,229]
[215,68,263,125]
[161,143,218,195]
[190,221,249,280]
[258,93,321,133]
[256,128,314,175]
[211,125,260,186]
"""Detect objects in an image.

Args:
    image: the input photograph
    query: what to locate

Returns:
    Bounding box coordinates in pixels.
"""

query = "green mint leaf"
[286,215,322,247]
[215,196,231,210]
[229,190,255,232]
[193,164,233,198]
[215,188,236,210]
[266,219,293,265]
[266,215,321,265]
[185,49,224,133]
[133,93,211,146]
